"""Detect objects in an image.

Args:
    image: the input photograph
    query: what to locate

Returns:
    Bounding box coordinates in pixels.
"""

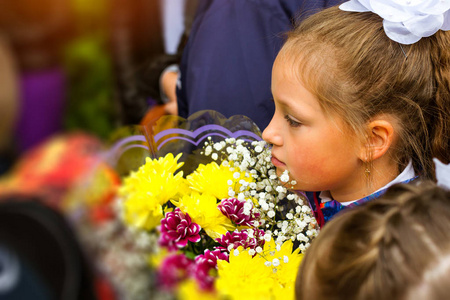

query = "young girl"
[295,182,450,300]
[262,3,450,227]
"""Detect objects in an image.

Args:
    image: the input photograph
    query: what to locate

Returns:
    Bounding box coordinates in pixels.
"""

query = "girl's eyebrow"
[274,96,292,108]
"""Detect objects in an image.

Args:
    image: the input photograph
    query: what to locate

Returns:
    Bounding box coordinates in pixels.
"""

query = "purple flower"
[218,198,260,227]
[215,229,265,253]
[158,253,194,289]
[159,208,201,249]
[193,249,228,290]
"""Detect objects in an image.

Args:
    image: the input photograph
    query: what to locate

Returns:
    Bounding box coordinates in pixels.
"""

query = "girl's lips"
[271,155,285,168]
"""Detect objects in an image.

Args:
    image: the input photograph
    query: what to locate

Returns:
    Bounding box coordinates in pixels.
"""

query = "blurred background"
[0,0,191,175]
[0,1,191,299]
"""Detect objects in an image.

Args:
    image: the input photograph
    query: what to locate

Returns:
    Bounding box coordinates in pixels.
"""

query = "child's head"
[296,182,450,300]
[263,6,449,196]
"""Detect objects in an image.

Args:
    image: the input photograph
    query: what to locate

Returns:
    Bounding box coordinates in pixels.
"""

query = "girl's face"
[262,54,366,201]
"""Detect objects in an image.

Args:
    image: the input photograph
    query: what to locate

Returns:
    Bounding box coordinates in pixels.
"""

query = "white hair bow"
[340,0,450,44]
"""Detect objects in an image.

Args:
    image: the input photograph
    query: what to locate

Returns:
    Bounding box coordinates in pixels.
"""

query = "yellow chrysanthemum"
[216,240,303,300]
[216,247,273,299]
[120,153,184,230]
[261,239,303,297]
[186,162,252,200]
[177,279,219,300]
[172,192,234,239]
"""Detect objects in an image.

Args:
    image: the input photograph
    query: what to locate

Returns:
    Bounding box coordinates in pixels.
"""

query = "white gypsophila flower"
[243,201,253,211]
[211,153,218,160]
[287,194,295,201]
[196,139,319,255]
[248,249,256,256]
[275,186,285,193]
[297,233,308,242]
[340,0,450,44]
[276,235,286,243]
[239,179,248,186]
[280,170,290,183]
[214,142,224,151]
[302,206,311,213]
[296,220,307,229]
[205,145,212,156]
[272,258,280,267]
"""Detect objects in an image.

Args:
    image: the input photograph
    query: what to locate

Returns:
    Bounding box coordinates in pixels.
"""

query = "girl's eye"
[284,115,302,127]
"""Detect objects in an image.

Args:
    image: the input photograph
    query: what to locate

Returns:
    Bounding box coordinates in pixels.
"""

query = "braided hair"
[296,182,450,300]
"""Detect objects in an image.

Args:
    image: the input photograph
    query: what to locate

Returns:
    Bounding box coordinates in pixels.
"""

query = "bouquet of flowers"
[113,110,319,299]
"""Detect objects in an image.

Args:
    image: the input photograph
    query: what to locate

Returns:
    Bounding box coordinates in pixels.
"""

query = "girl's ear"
[359,119,395,162]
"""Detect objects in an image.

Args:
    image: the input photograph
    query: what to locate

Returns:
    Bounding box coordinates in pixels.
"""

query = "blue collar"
[315,177,418,225]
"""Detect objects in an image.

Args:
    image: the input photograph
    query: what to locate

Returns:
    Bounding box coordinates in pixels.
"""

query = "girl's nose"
[262,118,282,146]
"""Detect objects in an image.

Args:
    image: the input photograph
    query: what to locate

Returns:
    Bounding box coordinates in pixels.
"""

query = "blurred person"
[0,35,19,175]
[296,181,450,300]
[140,0,199,122]
[176,0,343,130]
[110,0,167,125]
[0,0,73,153]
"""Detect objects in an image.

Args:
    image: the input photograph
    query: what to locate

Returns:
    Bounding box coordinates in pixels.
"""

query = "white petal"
[419,1,450,15]
[370,0,414,22]
[339,0,370,12]
[359,0,373,9]
[404,14,443,37]
[442,9,450,30]
[383,20,422,44]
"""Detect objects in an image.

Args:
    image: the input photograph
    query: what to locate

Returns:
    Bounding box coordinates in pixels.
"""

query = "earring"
[365,168,371,177]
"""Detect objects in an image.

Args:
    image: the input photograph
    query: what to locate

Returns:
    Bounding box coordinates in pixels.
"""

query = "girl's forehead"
[273,51,302,82]
[273,49,317,94]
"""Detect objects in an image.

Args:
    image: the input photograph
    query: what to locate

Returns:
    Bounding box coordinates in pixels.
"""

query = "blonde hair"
[281,6,450,180]
[296,182,450,300]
